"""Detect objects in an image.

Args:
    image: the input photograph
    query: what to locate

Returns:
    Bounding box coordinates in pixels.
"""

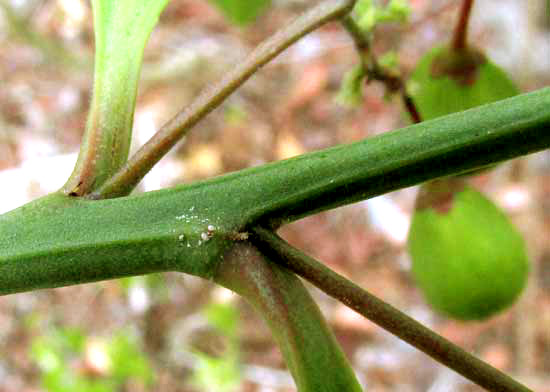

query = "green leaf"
[64,0,170,195]
[354,0,377,31]
[384,0,410,22]
[210,0,270,25]
[408,46,520,121]
[354,0,410,32]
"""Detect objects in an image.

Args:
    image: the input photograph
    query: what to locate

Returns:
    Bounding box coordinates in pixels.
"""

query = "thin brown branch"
[452,0,475,51]
[93,0,358,199]
[251,226,534,392]
[402,92,422,123]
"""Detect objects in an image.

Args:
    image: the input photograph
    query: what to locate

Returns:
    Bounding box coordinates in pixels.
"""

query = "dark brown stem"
[452,0,474,51]
[251,226,534,392]
[93,0,357,199]
[402,92,422,123]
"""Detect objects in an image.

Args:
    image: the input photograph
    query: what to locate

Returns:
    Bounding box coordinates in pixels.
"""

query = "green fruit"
[408,46,519,121]
[408,183,528,320]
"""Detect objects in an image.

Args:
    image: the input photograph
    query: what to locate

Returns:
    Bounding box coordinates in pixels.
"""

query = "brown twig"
[402,93,422,123]
[452,0,475,51]
[251,226,534,392]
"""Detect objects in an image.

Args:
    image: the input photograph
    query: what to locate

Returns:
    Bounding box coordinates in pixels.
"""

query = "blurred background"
[0,0,549,390]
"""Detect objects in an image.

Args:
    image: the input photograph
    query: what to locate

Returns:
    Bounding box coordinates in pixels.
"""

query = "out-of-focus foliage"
[209,0,271,25]
[336,64,367,107]
[30,327,153,392]
[354,0,410,32]
[191,302,242,392]
[108,332,154,385]
[192,352,242,392]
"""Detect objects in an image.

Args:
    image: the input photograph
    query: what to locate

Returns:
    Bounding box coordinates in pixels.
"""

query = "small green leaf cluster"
[336,64,367,106]
[354,0,411,32]
[337,0,409,107]
[336,50,401,107]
